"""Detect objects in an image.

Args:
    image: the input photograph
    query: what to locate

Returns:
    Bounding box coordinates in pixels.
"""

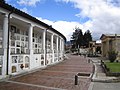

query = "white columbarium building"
[0,2,66,77]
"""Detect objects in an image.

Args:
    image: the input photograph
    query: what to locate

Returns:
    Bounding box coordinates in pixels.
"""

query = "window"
[35,44,37,48]
[25,37,28,41]
[10,25,16,33]
[33,33,34,37]
[12,66,16,73]
[0,56,2,65]
[18,56,23,63]
[16,35,20,40]
[21,42,24,47]
[25,56,29,68]
[16,41,20,47]
[25,43,28,48]
[21,36,24,41]
[33,38,35,42]
[16,48,20,54]
[16,29,20,34]
[25,31,28,36]
[10,35,16,40]
[12,56,17,63]
[11,48,15,54]
[25,56,29,62]
[11,40,15,46]
[21,47,25,54]
[21,30,24,35]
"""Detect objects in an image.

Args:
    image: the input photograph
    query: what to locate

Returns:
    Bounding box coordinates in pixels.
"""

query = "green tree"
[108,50,118,62]
[83,30,92,48]
[71,27,84,50]
[71,28,92,50]
[76,28,84,47]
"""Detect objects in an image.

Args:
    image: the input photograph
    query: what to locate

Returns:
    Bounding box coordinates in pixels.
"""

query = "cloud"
[36,17,84,41]
[17,0,41,6]
[20,7,29,13]
[55,0,120,40]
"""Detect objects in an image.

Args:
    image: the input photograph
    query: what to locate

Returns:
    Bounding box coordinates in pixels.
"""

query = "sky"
[5,0,120,41]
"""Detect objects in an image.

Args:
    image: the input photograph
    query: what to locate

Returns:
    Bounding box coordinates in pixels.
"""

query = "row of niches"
[40,54,44,65]
[10,25,28,36]
[10,47,60,54]
[46,42,57,50]
[0,56,2,65]
[11,47,46,54]
[12,63,29,73]
[33,43,42,49]
[11,55,29,63]
[10,32,42,44]
[11,40,28,48]
[33,37,42,43]
[0,39,2,48]
[10,34,28,42]
[33,31,42,44]
[10,25,43,40]
[0,30,3,48]
[33,49,43,54]
[33,32,42,38]
[11,48,29,54]
[11,39,42,49]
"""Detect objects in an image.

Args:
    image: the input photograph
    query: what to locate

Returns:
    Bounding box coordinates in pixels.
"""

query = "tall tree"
[83,30,92,47]
[71,28,92,50]
[76,28,84,47]
[71,27,84,49]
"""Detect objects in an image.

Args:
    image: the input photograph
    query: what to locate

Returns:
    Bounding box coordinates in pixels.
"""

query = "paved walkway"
[0,55,93,90]
[92,82,120,90]
[88,57,120,90]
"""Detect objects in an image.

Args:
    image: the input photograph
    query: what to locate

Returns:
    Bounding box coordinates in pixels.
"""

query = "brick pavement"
[0,55,93,90]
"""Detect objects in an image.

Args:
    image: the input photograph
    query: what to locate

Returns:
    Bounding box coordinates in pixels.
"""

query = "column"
[61,39,64,60]
[59,38,62,60]
[62,40,65,58]
[28,24,33,69]
[56,36,59,61]
[59,38,61,51]
[51,34,54,63]
[2,14,8,75]
[43,30,46,66]
[102,41,105,57]
[106,39,109,57]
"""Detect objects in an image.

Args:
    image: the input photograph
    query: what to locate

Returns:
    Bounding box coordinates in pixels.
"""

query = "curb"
[88,58,120,90]
[92,78,120,83]
[91,58,120,83]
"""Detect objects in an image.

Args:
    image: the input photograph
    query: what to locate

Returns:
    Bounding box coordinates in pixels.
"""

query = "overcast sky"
[5,0,120,41]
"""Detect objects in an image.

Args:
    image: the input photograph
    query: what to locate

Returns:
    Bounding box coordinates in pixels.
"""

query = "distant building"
[89,41,96,55]
[89,41,101,55]
[100,34,120,59]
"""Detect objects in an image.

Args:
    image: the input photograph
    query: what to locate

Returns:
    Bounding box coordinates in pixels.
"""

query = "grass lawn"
[105,62,120,73]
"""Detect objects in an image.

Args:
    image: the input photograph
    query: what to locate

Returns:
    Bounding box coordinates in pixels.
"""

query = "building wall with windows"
[100,34,120,59]
[0,2,66,77]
